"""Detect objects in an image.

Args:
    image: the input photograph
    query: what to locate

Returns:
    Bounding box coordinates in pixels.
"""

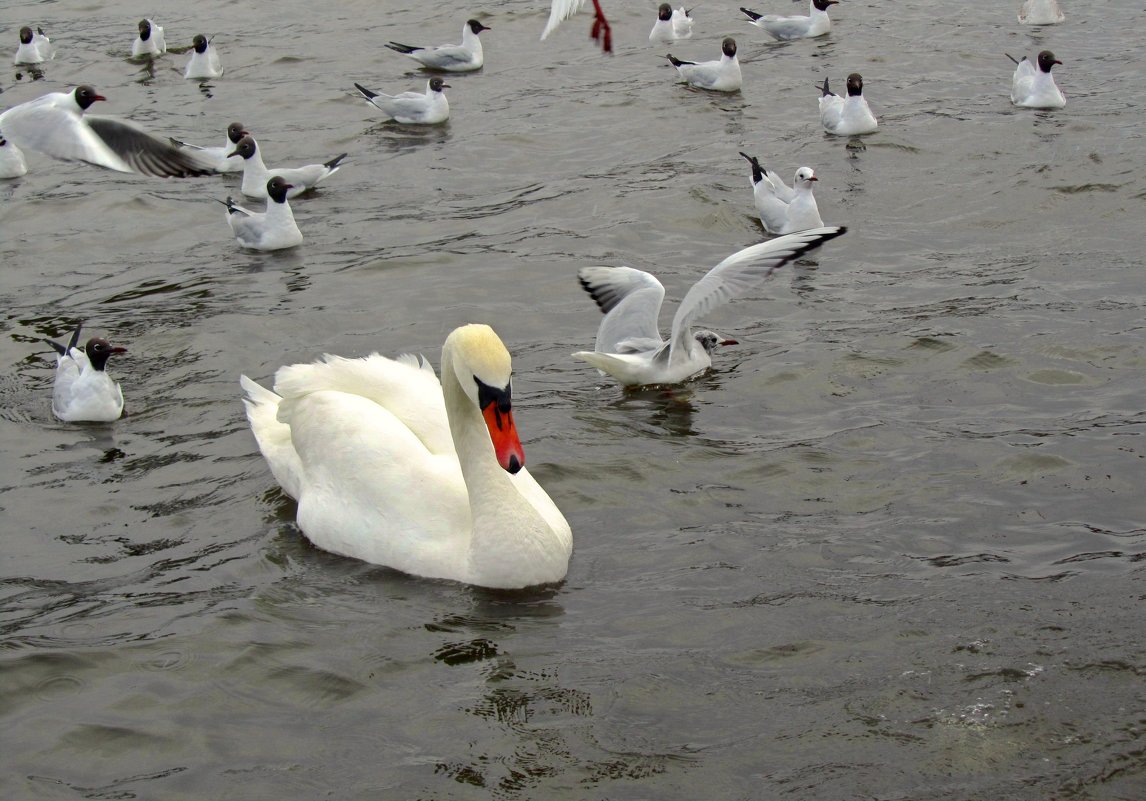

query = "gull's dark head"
[227,122,248,144]
[266,176,293,203]
[1037,50,1062,73]
[19,26,34,45]
[658,4,673,21]
[722,38,737,59]
[467,19,490,35]
[846,73,864,96]
[85,338,126,371]
[192,34,209,53]
[74,85,106,110]
[227,136,258,161]
[429,77,449,93]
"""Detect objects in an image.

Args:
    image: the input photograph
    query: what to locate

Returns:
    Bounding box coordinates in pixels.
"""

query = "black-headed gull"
[741,0,836,41]
[573,227,847,387]
[354,77,450,125]
[221,177,303,251]
[1018,0,1064,25]
[14,26,53,64]
[1008,51,1065,109]
[226,135,347,199]
[170,121,248,173]
[542,0,612,52]
[46,324,126,422]
[666,37,741,92]
[0,85,215,177]
[132,19,166,58]
[818,73,878,135]
[650,4,693,43]
[386,19,489,72]
[184,34,222,80]
[740,153,824,235]
[0,135,28,179]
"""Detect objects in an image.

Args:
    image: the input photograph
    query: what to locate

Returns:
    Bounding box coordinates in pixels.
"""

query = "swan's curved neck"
[440,346,557,585]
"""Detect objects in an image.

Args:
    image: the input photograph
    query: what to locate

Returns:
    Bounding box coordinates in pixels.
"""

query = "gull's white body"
[669,42,742,92]
[1018,0,1064,25]
[241,325,573,589]
[184,39,222,79]
[390,21,485,72]
[574,227,846,386]
[14,29,52,64]
[0,87,213,176]
[745,159,824,235]
[224,195,303,251]
[743,0,833,41]
[819,82,878,135]
[1011,55,1065,109]
[356,80,449,125]
[132,20,166,57]
[650,7,694,43]
[171,123,246,173]
[230,137,344,199]
[51,345,124,423]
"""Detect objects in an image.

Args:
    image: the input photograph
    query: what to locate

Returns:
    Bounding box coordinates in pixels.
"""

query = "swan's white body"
[1018,0,1064,25]
[1010,52,1065,109]
[0,137,28,178]
[241,324,573,589]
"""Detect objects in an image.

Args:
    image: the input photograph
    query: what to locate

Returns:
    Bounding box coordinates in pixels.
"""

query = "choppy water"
[2,0,1143,798]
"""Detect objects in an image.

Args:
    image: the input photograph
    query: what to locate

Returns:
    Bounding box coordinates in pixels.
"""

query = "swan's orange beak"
[482,402,525,474]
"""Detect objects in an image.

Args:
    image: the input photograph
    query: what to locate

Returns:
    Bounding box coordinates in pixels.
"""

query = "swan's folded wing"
[241,375,305,499]
[273,352,453,455]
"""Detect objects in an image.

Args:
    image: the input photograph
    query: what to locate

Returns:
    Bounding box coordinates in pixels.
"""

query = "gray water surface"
[2,0,1143,798]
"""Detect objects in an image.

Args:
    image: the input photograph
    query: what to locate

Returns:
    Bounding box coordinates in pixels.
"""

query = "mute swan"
[241,324,573,589]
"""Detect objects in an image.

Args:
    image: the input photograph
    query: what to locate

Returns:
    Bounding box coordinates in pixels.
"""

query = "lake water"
[2,0,1143,798]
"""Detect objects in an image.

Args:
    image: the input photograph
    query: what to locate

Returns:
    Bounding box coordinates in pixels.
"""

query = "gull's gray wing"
[578,266,667,354]
[669,226,847,359]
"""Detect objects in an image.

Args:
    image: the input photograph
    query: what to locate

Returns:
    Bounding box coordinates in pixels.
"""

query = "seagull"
[226,135,347,199]
[0,136,28,178]
[818,73,878,135]
[1018,0,1064,25]
[666,37,742,92]
[353,77,450,125]
[169,121,248,173]
[542,0,612,53]
[741,0,836,41]
[184,34,222,79]
[573,227,847,387]
[46,323,127,422]
[1008,51,1065,109]
[221,177,303,251]
[385,19,489,72]
[132,18,166,58]
[740,153,824,235]
[650,4,694,43]
[0,85,215,177]
[14,26,53,64]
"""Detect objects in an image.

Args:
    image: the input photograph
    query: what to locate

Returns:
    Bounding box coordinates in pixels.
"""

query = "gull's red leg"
[589,0,612,53]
